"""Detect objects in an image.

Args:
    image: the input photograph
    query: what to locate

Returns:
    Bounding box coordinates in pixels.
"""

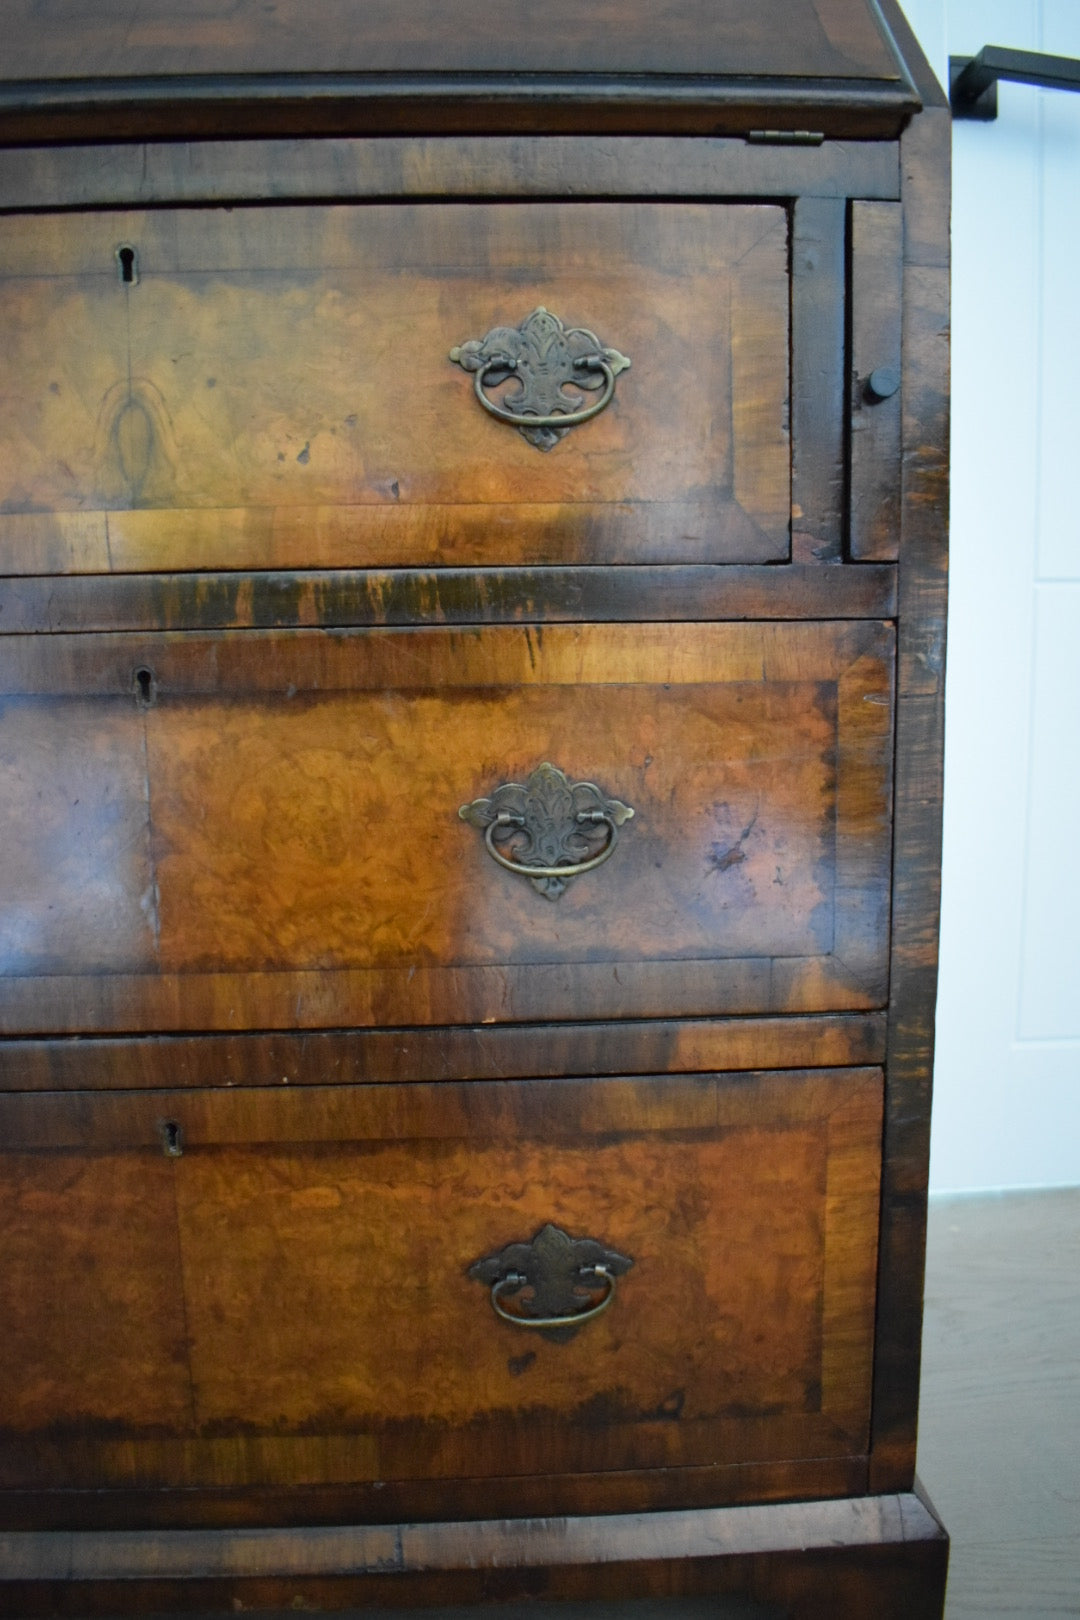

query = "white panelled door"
[902,0,1080,1190]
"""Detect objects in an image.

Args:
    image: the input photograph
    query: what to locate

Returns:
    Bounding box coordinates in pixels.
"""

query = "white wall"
[899,0,1080,1191]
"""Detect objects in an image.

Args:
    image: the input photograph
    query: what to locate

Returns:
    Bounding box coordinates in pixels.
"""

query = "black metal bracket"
[951,47,1080,121]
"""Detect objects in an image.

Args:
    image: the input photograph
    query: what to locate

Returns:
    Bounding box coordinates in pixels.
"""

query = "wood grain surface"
[0,136,901,214]
[0,0,905,81]
[0,621,894,1033]
[0,1068,882,1496]
[0,1014,888,1092]
[0,1490,947,1618]
[0,698,155,973]
[0,564,898,637]
[0,1455,871,1534]
[849,201,903,560]
[869,98,950,1492]
[0,82,925,147]
[0,1153,191,1434]
[0,203,790,571]
[791,198,846,563]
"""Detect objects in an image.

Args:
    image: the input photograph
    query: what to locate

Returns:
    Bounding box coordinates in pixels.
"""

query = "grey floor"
[917,1186,1080,1620]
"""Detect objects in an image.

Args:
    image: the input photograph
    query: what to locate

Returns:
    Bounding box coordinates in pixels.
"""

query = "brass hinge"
[746,129,826,146]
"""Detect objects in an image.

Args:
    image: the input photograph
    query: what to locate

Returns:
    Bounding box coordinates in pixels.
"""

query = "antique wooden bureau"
[0,2,950,1615]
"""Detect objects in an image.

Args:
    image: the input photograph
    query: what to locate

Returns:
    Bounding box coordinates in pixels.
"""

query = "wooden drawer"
[0,620,894,1033]
[0,1066,882,1504]
[0,202,789,573]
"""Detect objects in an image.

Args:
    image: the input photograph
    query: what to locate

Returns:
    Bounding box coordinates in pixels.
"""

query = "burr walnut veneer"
[0,3,949,1616]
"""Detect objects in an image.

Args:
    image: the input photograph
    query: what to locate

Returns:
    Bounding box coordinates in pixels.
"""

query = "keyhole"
[115,244,139,285]
[133,666,157,708]
[158,1120,184,1158]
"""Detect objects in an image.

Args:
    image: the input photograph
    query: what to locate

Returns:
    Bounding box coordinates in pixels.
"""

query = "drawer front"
[0,620,894,1033]
[0,1067,882,1495]
[0,202,789,572]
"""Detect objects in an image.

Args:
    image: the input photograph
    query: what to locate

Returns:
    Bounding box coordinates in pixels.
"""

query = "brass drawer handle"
[450,306,630,452]
[483,808,618,880]
[469,1223,634,1341]
[490,1266,617,1330]
[459,761,634,901]
[470,352,617,430]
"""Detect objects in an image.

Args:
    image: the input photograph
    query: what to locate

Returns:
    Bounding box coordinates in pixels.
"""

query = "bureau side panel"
[868,83,950,1489]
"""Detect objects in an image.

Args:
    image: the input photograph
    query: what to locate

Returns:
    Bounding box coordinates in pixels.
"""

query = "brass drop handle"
[468,1223,634,1341]
[490,1265,618,1330]
[450,306,630,451]
[459,762,634,901]
[483,807,621,881]
[471,351,619,431]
